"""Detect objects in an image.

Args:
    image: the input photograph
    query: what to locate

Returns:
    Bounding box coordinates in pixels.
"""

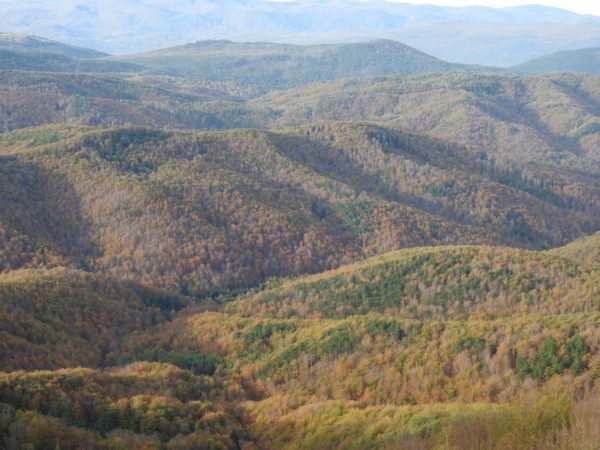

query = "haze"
[382,0,600,16]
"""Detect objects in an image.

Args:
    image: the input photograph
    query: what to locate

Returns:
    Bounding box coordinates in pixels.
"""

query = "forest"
[0,31,599,449]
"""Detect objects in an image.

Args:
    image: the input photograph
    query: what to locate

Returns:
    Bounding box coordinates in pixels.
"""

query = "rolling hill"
[0,123,597,299]
[252,72,600,173]
[3,67,600,180]
[548,230,600,267]
[0,71,260,132]
[513,47,600,74]
[112,236,600,448]
[0,33,145,74]
[113,39,469,89]
[0,32,106,59]
[0,26,599,450]
[0,234,598,449]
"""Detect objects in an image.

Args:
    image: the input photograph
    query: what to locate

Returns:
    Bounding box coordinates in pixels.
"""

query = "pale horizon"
[381,0,600,16]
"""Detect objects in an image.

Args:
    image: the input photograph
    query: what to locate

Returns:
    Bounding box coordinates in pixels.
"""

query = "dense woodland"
[0,33,599,449]
[1,123,598,297]
[0,235,599,448]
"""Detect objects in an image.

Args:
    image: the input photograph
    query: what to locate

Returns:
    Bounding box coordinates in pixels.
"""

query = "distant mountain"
[0,33,147,73]
[513,47,600,74]
[0,32,106,58]
[0,34,480,88]
[1,1,600,65]
[114,39,470,89]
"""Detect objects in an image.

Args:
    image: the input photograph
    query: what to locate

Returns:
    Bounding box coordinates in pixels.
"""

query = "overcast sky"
[382,1,600,16]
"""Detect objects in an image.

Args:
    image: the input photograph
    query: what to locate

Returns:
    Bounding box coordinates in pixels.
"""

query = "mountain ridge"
[1,2,600,65]
[513,47,600,74]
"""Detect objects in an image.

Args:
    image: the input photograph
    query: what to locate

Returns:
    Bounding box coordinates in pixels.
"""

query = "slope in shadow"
[0,156,100,269]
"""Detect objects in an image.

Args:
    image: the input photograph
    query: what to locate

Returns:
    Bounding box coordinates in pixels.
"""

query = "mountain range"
[2,1,600,65]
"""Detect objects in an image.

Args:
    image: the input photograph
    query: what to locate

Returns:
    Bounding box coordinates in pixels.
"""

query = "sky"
[382,1,600,16]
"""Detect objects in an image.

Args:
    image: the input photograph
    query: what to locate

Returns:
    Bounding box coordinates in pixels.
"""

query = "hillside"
[0,26,599,449]
[3,69,600,181]
[0,236,598,449]
[0,71,268,132]
[2,2,600,65]
[252,72,600,173]
[513,47,600,74]
[229,245,599,320]
[0,33,106,59]
[548,231,600,267]
[112,237,600,448]
[114,39,466,89]
[0,268,189,371]
[0,363,252,449]
[0,123,597,299]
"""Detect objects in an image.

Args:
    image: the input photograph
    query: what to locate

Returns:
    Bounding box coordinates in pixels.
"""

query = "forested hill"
[0,35,481,89]
[1,123,597,298]
[112,39,471,89]
[1,236,597,448]
[3,70,599,180]
[252,72,600,173]
[513,47,600,74]
[0,33,106,59]
[0,268,189,371]
[548,231,600,267]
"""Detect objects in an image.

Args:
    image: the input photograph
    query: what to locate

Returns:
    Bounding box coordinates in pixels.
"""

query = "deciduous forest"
[0,27,599,449]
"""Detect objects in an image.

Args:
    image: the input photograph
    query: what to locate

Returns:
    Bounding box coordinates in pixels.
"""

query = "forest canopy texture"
[0,32,599,449]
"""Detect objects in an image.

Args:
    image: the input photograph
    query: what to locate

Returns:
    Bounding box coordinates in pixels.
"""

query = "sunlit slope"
[1,235,598,449]
[0,363,249,449]
[548,231,600,267]
[230,244,599,320]
[115,236,600,447]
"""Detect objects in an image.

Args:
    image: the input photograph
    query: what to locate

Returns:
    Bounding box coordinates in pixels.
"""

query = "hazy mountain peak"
[513,46,600,73]
[0,31,107,58]
[1,1,600,64]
